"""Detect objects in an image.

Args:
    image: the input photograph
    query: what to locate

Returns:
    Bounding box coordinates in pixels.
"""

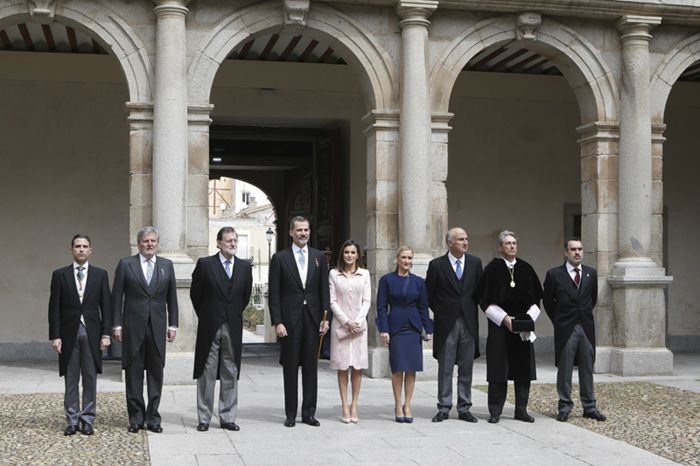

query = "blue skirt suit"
[376,272,434,373]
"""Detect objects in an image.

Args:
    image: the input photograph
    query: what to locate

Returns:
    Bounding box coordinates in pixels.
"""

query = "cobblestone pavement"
[0,392,149,466]
[493,382,700,466]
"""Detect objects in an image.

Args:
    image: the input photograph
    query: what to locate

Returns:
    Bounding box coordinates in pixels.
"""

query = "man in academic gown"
[426,227,482,423]
[543,237,606,422]
[48,234,112,436]
[112,226,178,433]
[268,216,330,427]
[190,226,253,432]
[476,230,543,424]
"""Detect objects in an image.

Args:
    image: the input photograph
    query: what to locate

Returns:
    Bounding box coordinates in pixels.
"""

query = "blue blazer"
[376,272,433,336]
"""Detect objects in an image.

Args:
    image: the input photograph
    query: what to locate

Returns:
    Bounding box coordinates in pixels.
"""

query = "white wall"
[0,52,129,357]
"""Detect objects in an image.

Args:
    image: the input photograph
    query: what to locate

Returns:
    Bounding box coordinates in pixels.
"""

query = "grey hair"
[497,230,516,246]
[136,226,159,243]
[445,227,466,244]
[289,216,309,230]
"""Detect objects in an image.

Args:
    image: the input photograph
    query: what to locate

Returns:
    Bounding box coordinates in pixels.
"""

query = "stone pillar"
[126,103,154,254]
[152,0,191,267]
[608,16,673,375]
[364,110,400,378]
[187,104,214,260]
[431,112,452,256]
[396,0,437,277]
[576,121,619,373]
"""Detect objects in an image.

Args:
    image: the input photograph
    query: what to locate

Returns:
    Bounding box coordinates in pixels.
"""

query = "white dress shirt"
[73,261,88,325]
[292,244,308,288]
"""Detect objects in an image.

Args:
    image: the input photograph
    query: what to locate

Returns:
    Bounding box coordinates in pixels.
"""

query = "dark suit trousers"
[488,380,531,417]
[557,324,597,414]
[280,307,318,420]
[437,316,475,414]
[125,318,163,426]
[64,323,97,427]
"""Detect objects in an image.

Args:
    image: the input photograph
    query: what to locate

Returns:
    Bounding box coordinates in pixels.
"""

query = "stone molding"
[396,0,438,28]
[153,0,190,17]
[283,0,310,27]
[516,12,541,40]
[575,121,619,144]
[651,123,666,145]
[362,110,400,133]
[431,112,453,133]
[27,0,56,19]
[617,15,661,43]
[187,104,214,127]
[126,102,154,124]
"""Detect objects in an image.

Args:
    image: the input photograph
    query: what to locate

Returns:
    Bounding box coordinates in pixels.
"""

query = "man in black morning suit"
[48,234,112,436]
[426,227,483,423]
[190,226,253,432]
[268,216,330,427]
[543,237,606,422]
[112,226,179,433]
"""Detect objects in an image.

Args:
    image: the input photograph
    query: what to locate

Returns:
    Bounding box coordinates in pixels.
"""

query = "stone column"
[152,0,191,267]
[364,110,400,378]
[431,112,452,256]
[396,0,437,277]
[576,121,619,373]
[187,104,214,260]
[608,16,673,375]
[126,103,154,254]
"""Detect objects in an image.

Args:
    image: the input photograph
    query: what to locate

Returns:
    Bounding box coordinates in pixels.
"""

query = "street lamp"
[266,227,275,263]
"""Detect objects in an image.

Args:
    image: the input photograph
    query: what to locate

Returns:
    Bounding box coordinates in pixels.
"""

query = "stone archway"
[0,1,153,103]
[187,0,396,112]
[650,32,700,124]
[430,14,618,124]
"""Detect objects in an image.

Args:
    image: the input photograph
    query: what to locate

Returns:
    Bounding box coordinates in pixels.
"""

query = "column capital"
[126,102,154,124]
[617,15,661,43]
[153,0,190,17]
[188,104,215,127]
[362,109,400,133]
[396,0,438,28]
[431,112,453,134]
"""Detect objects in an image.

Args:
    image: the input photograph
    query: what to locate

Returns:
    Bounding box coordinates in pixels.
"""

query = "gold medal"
[510,280,515,288]
[507,265,516,288]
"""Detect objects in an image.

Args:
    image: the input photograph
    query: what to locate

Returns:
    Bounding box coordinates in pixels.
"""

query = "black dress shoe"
[431,411,449,422]
[458,411,478,423]
[583,410,607,421]
[81,424,94,435]
[487,415,500,424]
[221,422,240,431]
[128,424,141,433]
[64,425,78,436]
[147,424,163,433]
[196,423,209,432]
[514,411,535,423]
[284,418,296,427]
[556,412,569,422]
[301,417,321,426]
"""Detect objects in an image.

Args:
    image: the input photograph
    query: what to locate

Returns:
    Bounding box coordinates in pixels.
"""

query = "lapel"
[440,254,461,294]
[558,264,579,301]
[304,249,318,289]
[128,255,151,296]
[61,265,82,305]
[210,254,231,299]
[579,265,593,295]
[227,256,243,300]
[283,248,305,289]
[82,266,98,305]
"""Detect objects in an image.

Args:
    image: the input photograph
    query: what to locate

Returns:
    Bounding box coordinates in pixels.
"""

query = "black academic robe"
[476,257,543,382]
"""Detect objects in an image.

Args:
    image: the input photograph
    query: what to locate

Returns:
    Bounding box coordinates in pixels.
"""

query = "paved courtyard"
[1,352,698,465]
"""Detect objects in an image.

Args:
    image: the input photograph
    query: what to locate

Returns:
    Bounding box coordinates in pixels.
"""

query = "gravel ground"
[476,381,700,466]
[0,392,149,466]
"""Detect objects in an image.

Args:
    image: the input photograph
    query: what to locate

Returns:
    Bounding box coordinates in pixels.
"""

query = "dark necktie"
[574,268,581,287]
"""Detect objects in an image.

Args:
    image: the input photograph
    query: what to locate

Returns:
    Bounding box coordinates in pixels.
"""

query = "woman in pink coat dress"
[329,240,371,423]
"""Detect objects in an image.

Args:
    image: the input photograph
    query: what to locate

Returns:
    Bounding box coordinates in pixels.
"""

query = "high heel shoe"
[395,407,405,423]
[403,404,413,423]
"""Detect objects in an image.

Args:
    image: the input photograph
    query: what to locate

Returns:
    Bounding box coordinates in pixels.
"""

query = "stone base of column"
[610,347,673,376]
[159,251,195,280]
[366,347,438,379]
[411,253,432,278]
[593,346,613,373]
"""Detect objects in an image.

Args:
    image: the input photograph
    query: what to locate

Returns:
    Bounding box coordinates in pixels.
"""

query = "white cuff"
[485,304,507,326]
[526,304,541,322]
[168,326,178,331]
[520,331,537,342]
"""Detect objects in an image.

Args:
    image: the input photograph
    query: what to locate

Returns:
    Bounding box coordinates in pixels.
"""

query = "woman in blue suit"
[377,246,433,423]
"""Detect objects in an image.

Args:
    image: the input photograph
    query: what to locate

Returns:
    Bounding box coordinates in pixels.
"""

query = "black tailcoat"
[190,254,253,379]
[543,263,597,366]
[425,253,483,359]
